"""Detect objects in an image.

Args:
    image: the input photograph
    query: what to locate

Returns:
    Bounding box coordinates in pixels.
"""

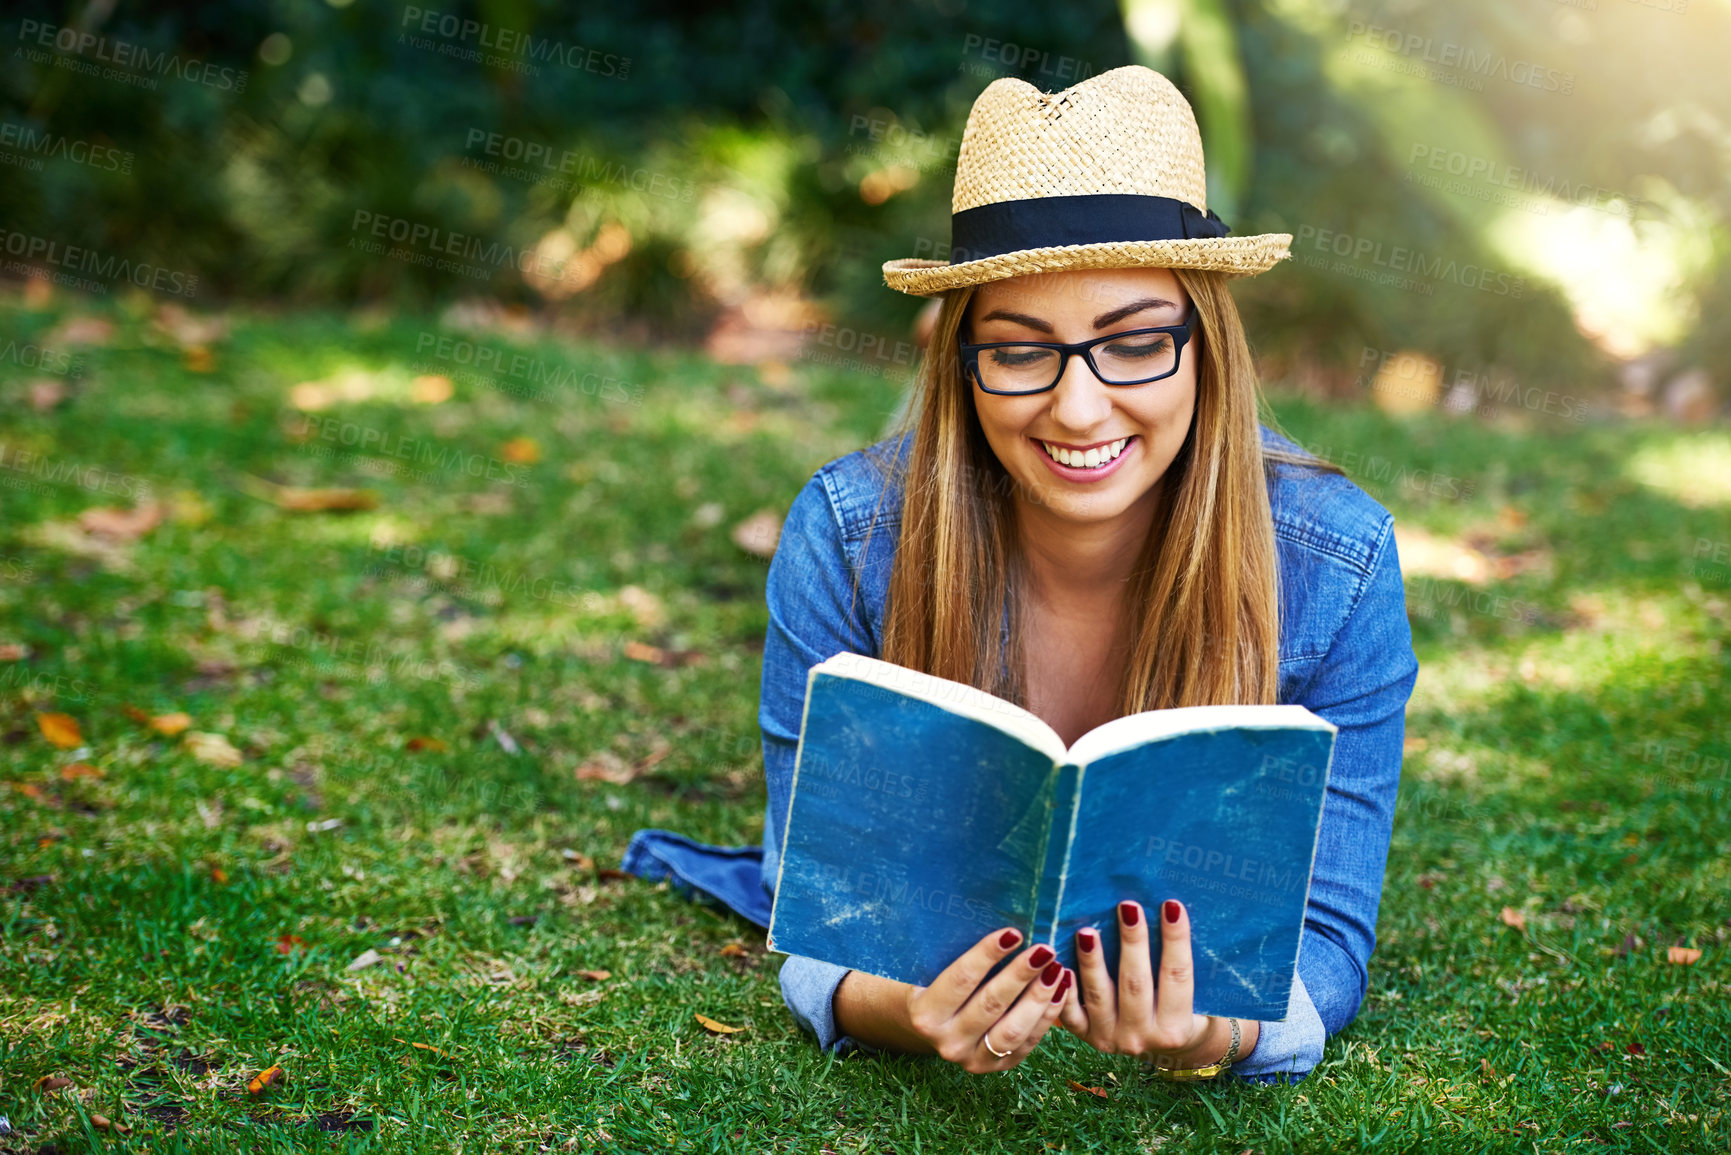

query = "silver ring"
[982,1032,1012,1059]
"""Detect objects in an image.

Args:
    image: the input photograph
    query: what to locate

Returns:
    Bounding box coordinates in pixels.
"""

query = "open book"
[766,653,1336,1021]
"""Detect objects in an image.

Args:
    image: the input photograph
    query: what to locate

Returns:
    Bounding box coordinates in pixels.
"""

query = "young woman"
[625,64,1416,1084]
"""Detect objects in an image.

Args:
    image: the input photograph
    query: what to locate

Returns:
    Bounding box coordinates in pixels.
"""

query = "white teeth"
[1041,437,1129,468]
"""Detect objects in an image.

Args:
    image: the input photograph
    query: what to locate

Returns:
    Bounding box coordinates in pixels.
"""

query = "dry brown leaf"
[694,1013,746,1034]
[59,762,104,781]
[276,934,308,954]
[1499,907,1527,932]
[210,866,229,884]
[89,1113,130,1134]
[247,1064,283,1094]
[405,736,449,753]
[49,315,115,345]
[184,731,243,768]
[78,502,164,541]
[272,487,380,513]
[122,703,151,723]
[183,345,216,372]
[0,642,27,661]
[411,374,453,404]
[394,1037,451,1057]
[617,584,665,629]
[12,782,45,799]
[575,751,635,784]
[34,1074,72,1092]
[623,640,666,665]
[150,712,193,736]
[1067,1079,1108,1099]
[730,509,783,558]
[577,968,612,981]
[36,712,83,749]
[500,436,541,464]
[28,378,67,411]
[1667,946,1703,965]
[718,943,749,958]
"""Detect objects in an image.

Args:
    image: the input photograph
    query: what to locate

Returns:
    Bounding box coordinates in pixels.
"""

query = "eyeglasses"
[959,310,1196,396]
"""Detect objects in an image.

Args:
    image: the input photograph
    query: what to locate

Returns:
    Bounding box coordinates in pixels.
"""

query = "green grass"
[1,291,1727,1153]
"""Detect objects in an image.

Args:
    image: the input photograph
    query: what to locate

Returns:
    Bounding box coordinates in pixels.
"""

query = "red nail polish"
[998,929,1022,949]
[1027,944,1054,969]
[1078,928,1096,954]
[1119,901,1140,927]
[1163,900,1181,924]
[1041,959,1062,985]
[1052,971,1072,1003]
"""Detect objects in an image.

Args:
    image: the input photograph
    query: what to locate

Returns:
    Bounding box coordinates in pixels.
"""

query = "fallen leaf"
[411,374,453,404]
[0,642,27,661]
[560,849,595,870]
[718,942,749,958]
[730,509,783,558]
[1667,946,1703,965]
[59,762,104,781]
[89,1113,130,1134]
[405,736,449,753]
[182,344,216,372]
[28,378,67,411]
[1625,1042,1646,1056]
[577,969,612,981]
[122,704,151,723]
[34,1075,72,1092]
[1499,907,1527,932]
[623,640,666,665]
[12,782,45,799]
[1066,1079,1108,1099]
[184,731,243,768]
[276,934,308,954]
[394,1037,451,1058]
[1480,1058,1496,1079]
[78,502,164,541]
[150,712,193,736]
[694,1013,746,1035]
[1594,1041,1614,1053]
[210,866,229,884]
[272,487,379,513]
[247,1065,283,1094]
[500,436,541,464]
[347,948,383,972]
[36,713,83,749]
[575,750,635,785]
[595,868,631,882]
[48,315,114,345]
[617,585,665,629]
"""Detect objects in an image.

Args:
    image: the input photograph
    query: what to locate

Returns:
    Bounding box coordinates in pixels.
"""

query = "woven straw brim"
[882,233,1292,296]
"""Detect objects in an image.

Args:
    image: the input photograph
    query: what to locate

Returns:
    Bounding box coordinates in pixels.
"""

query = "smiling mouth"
[1035,436,1134,470]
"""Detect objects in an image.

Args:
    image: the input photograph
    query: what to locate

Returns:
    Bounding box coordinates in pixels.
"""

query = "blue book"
[766,653,1336,1021]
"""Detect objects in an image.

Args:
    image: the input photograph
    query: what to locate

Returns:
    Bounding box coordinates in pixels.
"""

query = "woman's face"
[965,266,1197,523]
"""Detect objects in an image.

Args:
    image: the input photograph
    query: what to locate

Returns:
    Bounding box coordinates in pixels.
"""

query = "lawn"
[1,294,1727,1153]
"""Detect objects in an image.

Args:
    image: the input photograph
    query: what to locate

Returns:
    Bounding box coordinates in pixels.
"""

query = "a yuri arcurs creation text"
[767,653,1336,1021]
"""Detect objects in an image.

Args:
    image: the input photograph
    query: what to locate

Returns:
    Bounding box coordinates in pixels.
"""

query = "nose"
[1047,351,1115,434]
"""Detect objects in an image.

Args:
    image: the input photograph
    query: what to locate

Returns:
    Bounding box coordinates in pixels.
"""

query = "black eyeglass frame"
[959,308,1197,396]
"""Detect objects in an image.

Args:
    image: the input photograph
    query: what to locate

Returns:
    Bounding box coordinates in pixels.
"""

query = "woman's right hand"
[904,928,1073,1073]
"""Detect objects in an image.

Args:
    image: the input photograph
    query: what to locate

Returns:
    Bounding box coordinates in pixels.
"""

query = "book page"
[815,652,1068,763]
[1067,703,1334,767]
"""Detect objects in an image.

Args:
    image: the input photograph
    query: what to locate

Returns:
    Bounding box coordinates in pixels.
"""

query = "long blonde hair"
[853,269,1328,714]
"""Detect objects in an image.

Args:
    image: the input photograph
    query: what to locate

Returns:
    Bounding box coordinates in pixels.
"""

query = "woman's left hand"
[1056,898,1222,1066]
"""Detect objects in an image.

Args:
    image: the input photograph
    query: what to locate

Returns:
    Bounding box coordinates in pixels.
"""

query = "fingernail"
[1078,928,1096,954]
[1052,971,1072,1003]
[998,928,1022,949]
[1119,901,1140,927]
[1041,959,1062,985]
[1027,944,1054,969]
[1163,900,1181,924]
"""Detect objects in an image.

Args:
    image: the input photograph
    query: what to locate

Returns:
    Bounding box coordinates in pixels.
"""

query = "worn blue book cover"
[766,652,1336,1021]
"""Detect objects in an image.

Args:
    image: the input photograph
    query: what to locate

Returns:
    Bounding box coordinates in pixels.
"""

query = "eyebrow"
[975,296,1181,336]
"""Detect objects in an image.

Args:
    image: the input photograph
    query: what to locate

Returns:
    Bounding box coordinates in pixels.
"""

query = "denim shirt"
[751,424,1418,1082]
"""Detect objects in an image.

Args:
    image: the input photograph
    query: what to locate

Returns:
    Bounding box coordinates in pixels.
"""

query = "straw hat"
[882,65,1291,295]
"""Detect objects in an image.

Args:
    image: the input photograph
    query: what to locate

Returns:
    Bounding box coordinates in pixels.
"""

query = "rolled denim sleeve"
[1232,969,1324,1082]
[758,469,884,1053]
[1284,512,1418,1051]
